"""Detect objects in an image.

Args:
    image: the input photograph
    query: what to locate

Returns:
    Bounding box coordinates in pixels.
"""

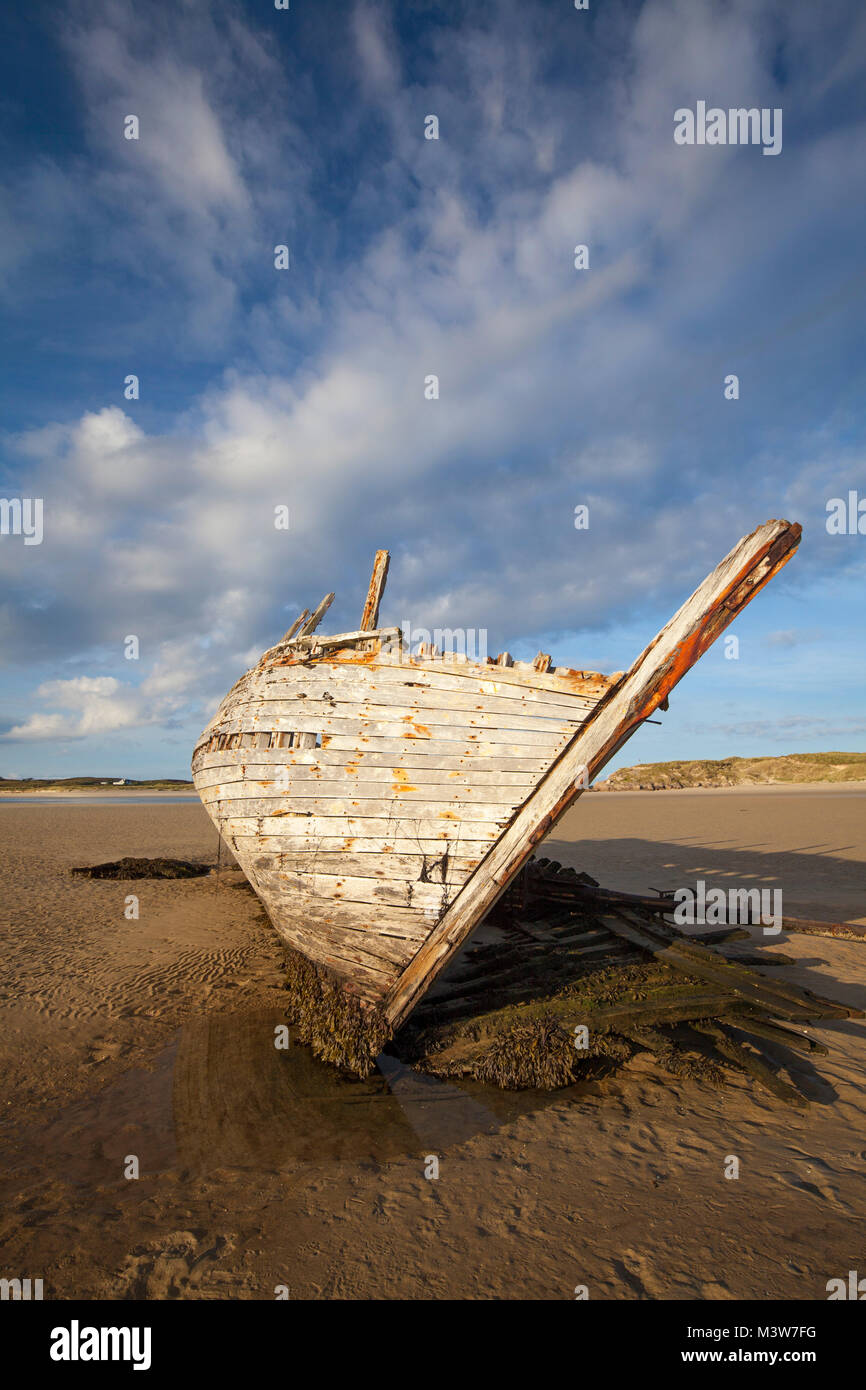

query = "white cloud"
[351,3,400,96]
[2,0,864,756]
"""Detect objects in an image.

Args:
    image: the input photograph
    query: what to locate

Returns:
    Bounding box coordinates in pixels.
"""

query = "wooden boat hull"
[192,520,802,1028]
[192,650,613,1006]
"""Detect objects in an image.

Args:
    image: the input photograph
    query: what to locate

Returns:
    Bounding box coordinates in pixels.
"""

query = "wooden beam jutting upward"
[299,592,335,637]
[280,609,310,644]
[360,550,390,631]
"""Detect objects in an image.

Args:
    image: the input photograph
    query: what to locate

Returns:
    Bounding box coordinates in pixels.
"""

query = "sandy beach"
[1,787,865,1300]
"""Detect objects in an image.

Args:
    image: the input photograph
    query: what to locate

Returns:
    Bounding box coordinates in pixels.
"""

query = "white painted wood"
[351,651,614,697]
[200,789,515,821]
[194,759,538,787]
[216,814,502,840]
[208,715,571,748]
[196,772,529,805]
[253,868,448,911]
[254,668,602,716]
[226,833,491,855]
[231,848,479,879]
[192,745,551,773]
[217,699,582,735]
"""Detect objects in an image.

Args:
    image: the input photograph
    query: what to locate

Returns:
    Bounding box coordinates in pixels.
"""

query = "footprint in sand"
[614,1249,668,1298]
[775,1169,850,1212]
[116,1230,234,1299]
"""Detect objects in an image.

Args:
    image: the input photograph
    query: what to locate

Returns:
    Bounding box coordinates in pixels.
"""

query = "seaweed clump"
[284,949,391,1077]
[478,1019,635,1090]
[473,1019,577,1089]
[71,857,210,879]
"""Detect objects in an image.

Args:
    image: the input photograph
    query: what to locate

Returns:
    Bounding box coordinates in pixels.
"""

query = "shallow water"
[0,1009,580,1187]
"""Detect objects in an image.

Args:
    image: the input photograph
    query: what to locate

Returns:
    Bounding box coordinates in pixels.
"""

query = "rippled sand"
[0,792,864,1300]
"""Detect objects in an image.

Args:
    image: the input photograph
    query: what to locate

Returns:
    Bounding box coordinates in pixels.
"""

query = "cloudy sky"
[1,0,864,780]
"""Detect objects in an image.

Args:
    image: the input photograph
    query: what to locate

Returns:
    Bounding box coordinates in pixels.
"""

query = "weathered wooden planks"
[221,816,495,844]
[237,848,480,879]
[254,867,449,911]
[226,832,489,855]
[192,745,551,774]
[198,774,526,808]
[252,683,598,723]
[253,666,603,715]
[200,790,515,821]
[261,655,613,702]
[194,758,539,787]
[364,649,616,697]
[206,695,584,735]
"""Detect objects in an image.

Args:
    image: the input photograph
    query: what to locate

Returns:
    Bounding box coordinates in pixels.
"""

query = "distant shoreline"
[592,780,866,796]
[0,786,194,799]
[3,781,865,802]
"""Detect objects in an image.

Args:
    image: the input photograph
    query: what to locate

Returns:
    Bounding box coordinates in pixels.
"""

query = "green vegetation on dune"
[596,752,866,791]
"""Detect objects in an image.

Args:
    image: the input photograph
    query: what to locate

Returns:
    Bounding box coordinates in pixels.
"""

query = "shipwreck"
[191,519,859,1090]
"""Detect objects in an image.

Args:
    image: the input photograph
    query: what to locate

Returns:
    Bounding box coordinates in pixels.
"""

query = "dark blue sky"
[1,0,864,777]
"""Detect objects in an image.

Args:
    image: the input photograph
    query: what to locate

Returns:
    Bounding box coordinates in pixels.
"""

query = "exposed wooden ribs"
[398,856,858,1101]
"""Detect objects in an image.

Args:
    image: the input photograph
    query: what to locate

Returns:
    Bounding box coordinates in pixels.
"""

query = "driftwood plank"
[727,1012,828,1056]
[596,911,843,1021]
[781,917,866,942]
[617,911,855,1017]
[690,1022,807,1107]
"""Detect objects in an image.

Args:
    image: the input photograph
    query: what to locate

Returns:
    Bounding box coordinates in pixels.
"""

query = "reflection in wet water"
[174,1011,416,1169]
[374,1052,499,1150]
[1,1009,590,1187]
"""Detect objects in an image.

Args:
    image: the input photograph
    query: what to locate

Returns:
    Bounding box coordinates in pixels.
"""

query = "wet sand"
[0,790,864,1300]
